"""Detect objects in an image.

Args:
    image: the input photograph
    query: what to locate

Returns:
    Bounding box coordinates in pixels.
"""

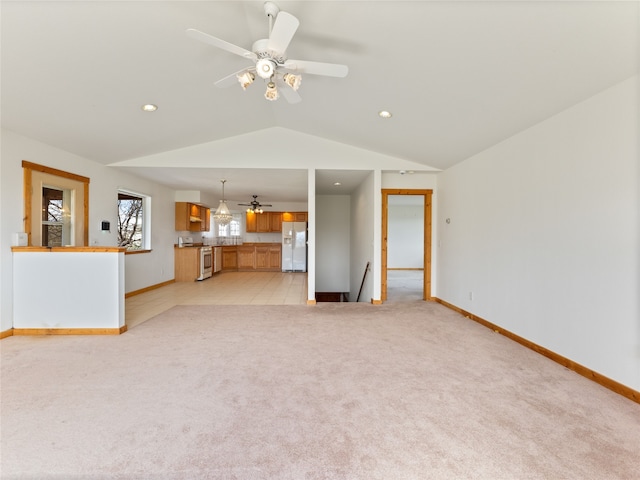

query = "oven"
[197,246,213,280]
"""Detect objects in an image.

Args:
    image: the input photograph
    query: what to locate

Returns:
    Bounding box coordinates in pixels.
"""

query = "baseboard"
[371,299,383,305]
[434,297,639,405]
[12,326,127,336]
[306,299,317,305]
[1,329,14,339]
[125,279,175,298]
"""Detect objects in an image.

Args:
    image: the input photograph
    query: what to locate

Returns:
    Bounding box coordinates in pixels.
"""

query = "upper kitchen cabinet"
[282,212,308,222]
[246,211,257,232]
[246,212,307,233]
[175,202,210,232]
[270,213,282,232]
[246,211,280,233]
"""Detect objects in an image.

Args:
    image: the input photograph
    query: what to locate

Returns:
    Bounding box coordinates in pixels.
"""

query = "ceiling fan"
[238,195,272,213]
[186,1,348,103]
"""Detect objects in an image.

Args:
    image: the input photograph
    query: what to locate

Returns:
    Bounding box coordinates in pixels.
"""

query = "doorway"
[381,189,432,302]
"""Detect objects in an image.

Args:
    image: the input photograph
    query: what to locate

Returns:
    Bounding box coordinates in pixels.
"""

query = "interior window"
[42,186,72,247]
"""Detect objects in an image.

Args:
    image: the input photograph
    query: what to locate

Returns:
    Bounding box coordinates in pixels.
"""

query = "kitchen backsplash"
[243,232,282,244]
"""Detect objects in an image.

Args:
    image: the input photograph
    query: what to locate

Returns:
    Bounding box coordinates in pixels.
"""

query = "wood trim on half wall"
[12,326,127,336]
[434,297,639,405]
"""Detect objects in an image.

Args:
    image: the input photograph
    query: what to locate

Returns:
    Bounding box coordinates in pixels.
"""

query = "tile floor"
[126,270,423,329]
[125,272,308,329]
[386,269,424,303]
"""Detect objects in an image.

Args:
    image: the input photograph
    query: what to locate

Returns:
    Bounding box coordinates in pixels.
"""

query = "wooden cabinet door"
[237,246,256,269]
[269,245,282,269]
[281,212,294,222]
[188,204,202,232]
[222,247,238,271]
[270,212,282,232]
[175,247,199,281]
[256,213,270,232]
[282,212,307,223]
[255,246,270,269]
[246,212,257,232]
[175,202,189,230]
[201,208,210,232]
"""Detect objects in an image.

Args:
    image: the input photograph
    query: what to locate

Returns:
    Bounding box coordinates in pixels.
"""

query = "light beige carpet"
[2,302,639,479]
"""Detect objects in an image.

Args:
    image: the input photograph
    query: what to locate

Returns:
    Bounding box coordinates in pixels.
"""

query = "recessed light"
[333,182,342,186]
[141,104,158,112]
[378,110,392,118]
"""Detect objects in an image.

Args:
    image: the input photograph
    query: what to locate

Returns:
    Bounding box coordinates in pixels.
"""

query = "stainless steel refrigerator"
[281,221,307,272]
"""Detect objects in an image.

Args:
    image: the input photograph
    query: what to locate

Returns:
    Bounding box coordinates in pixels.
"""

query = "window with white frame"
[117,190,150,250]
[216,213,241,238]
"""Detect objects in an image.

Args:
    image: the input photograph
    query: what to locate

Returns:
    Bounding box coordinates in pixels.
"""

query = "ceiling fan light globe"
[237,71,255,90]
[283,73,301,91]
[265,81,278,101]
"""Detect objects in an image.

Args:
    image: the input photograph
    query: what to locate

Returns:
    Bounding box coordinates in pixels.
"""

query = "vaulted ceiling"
[2,1,638,202]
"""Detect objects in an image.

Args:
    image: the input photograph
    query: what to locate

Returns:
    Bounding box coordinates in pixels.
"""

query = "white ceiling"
[1,1,638,203]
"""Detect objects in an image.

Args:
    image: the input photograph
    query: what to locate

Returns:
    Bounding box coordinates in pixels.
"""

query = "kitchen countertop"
[174,242,282,248]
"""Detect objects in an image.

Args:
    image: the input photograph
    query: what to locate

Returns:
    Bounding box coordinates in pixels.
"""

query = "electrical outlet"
[469,291,473,300]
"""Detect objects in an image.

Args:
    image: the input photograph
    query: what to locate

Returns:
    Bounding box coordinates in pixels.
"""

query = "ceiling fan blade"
[186,28,257,61]
[267,11,299,53]
[214,67,257,89]
[283,59,348,78]
[276,78,302,104]
[214,69,245,88]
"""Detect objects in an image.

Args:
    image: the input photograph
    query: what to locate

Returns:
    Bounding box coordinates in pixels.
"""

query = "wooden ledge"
[12,246,126,253]
[10,326,127,336]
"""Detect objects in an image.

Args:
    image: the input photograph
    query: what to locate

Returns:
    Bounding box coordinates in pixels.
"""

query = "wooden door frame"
[381,189,433,302]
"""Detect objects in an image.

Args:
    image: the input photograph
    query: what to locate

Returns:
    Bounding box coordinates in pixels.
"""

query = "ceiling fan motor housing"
[253,39,286,63]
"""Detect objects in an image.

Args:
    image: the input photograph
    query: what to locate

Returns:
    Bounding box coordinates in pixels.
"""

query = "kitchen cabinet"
[282,212,308,222]
[255,245,270,269]
[268,244,282,269]
[225,243,282,272]
[256,213,271,232]
[245,211,257,232]
[246,211,281,233]
[270,213,282,232]
[221,246,238,271]
[175,202,210,232]
[237,245,256,270]
[174,246,200,282]
[202,207,211,232]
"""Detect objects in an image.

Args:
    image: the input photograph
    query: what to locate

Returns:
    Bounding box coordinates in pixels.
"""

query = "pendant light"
[213,180,233,225]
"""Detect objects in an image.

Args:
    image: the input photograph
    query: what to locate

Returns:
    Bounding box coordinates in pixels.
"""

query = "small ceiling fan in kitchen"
[185,1,348,103]
[238,195,272,214]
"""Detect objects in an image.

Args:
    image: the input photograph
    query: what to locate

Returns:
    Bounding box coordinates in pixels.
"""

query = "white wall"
[388,204,424,268]
[436,75,639,390]
[315,195,350,293]
[0,129,177,331]
[350,172,376,302]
